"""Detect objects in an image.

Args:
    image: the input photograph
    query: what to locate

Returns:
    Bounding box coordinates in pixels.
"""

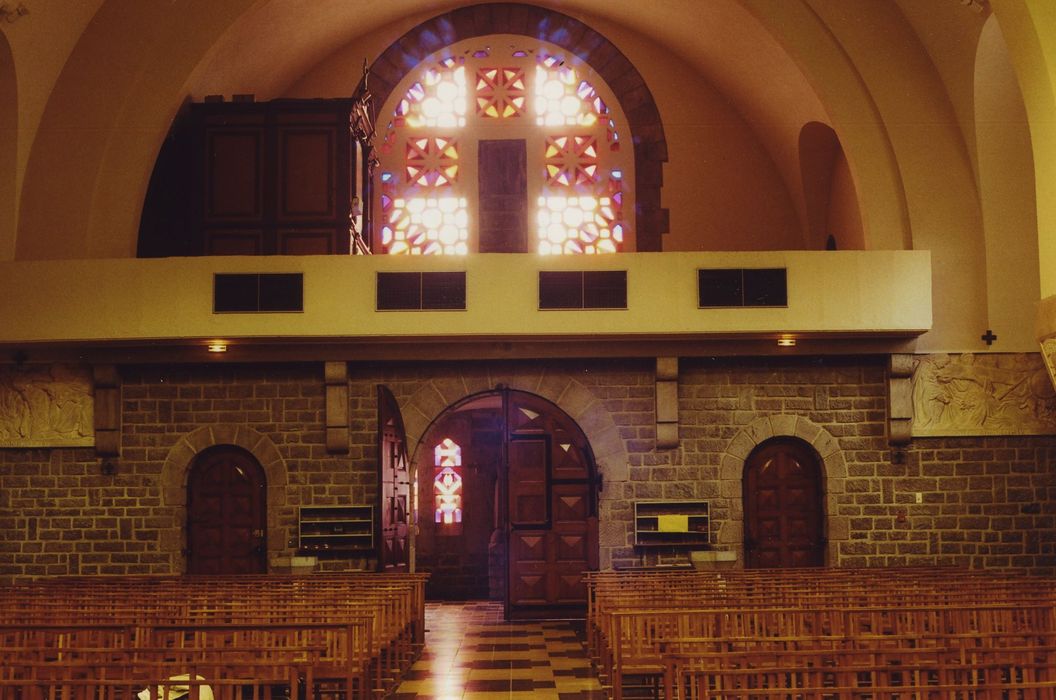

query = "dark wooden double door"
[412,389,599,618]
[743,438,826,568]
[186,446,267,575]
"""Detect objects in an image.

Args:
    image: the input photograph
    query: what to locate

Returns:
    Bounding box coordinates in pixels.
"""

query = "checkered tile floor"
[389,601,605,699]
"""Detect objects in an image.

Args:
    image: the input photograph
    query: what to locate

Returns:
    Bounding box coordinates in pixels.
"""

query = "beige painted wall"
[0,252,930,345]
[4,0,1052,356]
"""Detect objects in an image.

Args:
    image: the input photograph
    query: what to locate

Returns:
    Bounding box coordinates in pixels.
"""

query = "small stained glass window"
[433,437,463,529]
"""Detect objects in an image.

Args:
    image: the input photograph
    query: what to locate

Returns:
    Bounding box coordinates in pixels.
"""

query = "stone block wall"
[0,356,1054,582]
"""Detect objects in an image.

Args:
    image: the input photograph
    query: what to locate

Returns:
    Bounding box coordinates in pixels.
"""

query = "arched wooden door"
[415,389,599,618]
[187,446,267,575]
[743,438,825,568]
[377,385,411,573]
[505,390,599,618]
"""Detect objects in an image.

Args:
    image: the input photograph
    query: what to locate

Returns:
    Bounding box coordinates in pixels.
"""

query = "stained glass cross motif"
[545,135,599,186]
[476,67,527,118]
[405,137,460,186]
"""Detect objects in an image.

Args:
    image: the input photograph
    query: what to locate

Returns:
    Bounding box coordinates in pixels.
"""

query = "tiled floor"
[389,601,606,699]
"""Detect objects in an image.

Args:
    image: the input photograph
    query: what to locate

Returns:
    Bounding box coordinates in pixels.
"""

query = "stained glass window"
[377,38,632,255]
[433,437,463,527]
[476,67,527,118]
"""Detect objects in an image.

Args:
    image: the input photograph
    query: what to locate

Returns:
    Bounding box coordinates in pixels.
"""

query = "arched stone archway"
[398,371,628,482]
[410,386,600,613]
[390,367,628,570]
[718,415,848,567]
[160,424,288,571]
[358,2,669,250]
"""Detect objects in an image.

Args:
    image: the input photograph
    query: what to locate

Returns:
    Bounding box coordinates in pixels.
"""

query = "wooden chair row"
[0,573,428,700]
[582,568,1056,700]
[664,642,1056,699]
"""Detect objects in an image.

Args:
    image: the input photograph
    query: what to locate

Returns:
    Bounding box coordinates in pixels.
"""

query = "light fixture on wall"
[776,336,796,347]
[207,342,228,353]
[100,460,116,477]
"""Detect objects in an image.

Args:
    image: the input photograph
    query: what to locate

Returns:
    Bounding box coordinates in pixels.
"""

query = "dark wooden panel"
[205,230,263,256]
[187,447,266,575]
[478,139,527,253]
[279,128,335,219]
[163,98,359,257]
[744,438,825,568]
[205,129,263,220]
[279,229,335,255]
[508,438,548,527]
[377,385,411,573]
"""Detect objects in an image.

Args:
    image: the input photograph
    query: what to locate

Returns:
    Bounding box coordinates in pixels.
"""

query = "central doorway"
[414,389,599,619]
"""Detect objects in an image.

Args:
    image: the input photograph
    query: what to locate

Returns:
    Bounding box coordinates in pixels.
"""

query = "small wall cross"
[981,329,998,346]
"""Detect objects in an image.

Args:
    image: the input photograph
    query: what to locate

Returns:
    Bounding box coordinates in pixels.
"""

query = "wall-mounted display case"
[298,505,374,555]
[634,500,710,548]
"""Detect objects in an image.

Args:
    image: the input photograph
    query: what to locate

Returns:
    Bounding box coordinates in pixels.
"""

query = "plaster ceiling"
[184,0,828,130]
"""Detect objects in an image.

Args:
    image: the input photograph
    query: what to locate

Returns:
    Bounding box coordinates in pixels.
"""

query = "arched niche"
[160,424,288,572]
[717,414,848,568]
[799,122,864,251]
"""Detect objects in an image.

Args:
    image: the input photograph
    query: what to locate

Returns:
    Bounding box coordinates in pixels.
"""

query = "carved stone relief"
[0,365,94,447]
[911,353,1056,436]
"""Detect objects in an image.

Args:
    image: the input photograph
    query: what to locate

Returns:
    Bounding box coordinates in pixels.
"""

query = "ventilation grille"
[376,271,466,310]
[214,273,304,312]
[698,268,787,308]
[539,271,627,310]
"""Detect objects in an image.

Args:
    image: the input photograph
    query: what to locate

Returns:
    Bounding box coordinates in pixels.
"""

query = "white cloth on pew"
[137,674,214,700]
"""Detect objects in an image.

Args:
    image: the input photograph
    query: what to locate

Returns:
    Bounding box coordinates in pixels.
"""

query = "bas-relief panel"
[0,365,94,447]
[911,353,1056,437]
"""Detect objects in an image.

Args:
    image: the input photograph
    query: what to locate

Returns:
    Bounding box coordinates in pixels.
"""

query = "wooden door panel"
[745,439,824,569]
[511,532,547,563]
[278,129,335,219]
[504,391,598,616]
[478,139,527,253]
[508,438,548,526]
[205,130,263,221]
[556,534,587,562]
[279,230,335,254]
[552,440,589,480]
[378,386,411,572]
[187,448,266,575]
[510,574,546,604]
[554,491,589,523]
[509,404,542,431]
[556,573,586,604]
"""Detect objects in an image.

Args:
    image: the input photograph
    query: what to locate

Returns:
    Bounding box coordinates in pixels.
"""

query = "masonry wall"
[0,357,1054,583]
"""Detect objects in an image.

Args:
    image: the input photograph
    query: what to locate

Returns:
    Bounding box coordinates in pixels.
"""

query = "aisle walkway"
[390,601,606,699]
